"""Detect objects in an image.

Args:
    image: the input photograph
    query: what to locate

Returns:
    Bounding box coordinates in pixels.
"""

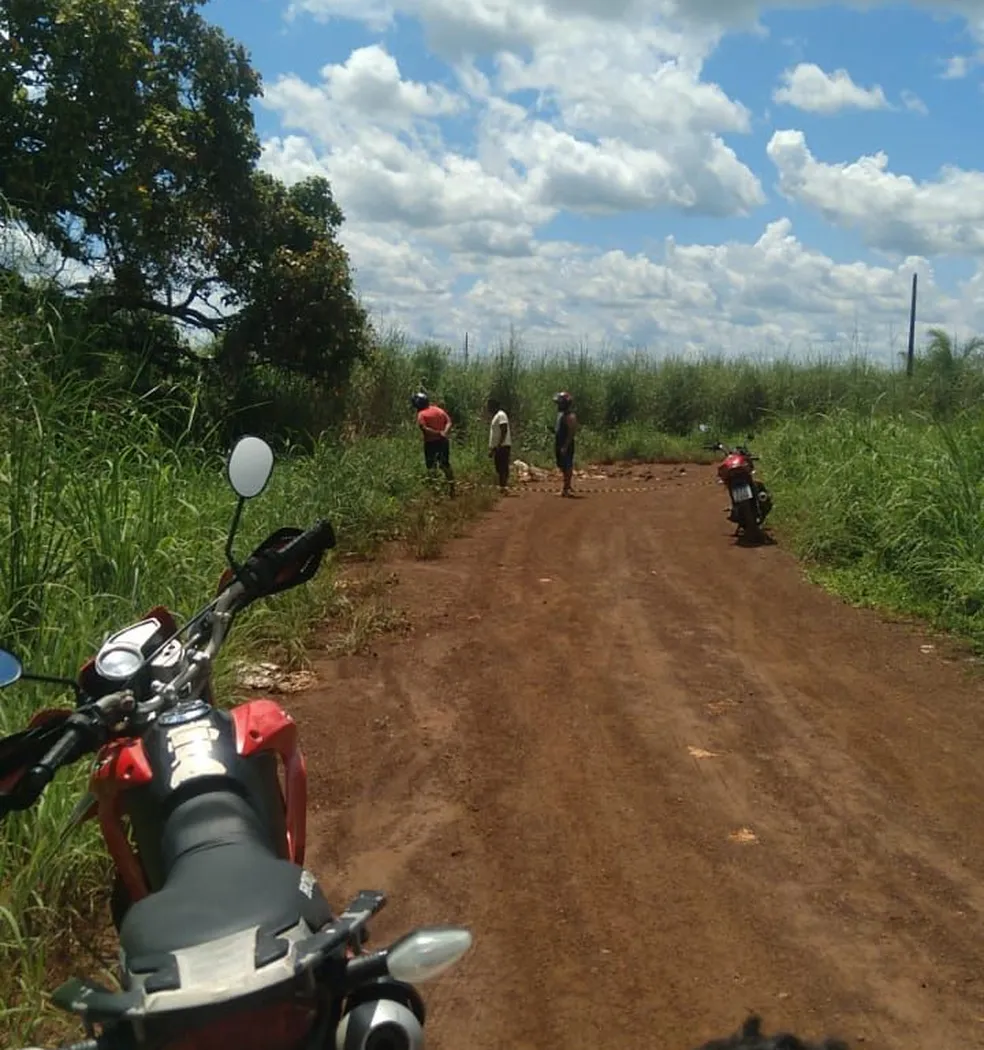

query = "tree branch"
[92,289,229,333]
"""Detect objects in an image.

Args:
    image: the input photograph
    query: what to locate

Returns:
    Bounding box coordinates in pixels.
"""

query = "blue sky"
[201,0,984,359]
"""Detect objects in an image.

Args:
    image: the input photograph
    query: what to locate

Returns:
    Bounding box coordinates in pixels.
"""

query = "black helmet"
[410,392,429,410]
[553,391,572,409]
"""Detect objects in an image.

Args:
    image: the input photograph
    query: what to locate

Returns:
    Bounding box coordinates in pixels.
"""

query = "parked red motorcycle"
[0,435,472,1050]
[701,429,772,542]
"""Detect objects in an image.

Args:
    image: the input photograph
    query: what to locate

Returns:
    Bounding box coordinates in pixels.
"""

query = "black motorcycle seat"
[119,789,333,970]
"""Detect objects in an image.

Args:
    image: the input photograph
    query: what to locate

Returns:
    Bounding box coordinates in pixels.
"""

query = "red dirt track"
[286,463,984,1049]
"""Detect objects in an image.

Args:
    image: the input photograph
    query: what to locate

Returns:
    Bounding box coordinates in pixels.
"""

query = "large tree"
[219,173,371,384]
[0,0,369,382]
[1,0,260,324]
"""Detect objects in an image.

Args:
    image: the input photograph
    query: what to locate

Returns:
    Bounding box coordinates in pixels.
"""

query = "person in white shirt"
[486,397,512,493]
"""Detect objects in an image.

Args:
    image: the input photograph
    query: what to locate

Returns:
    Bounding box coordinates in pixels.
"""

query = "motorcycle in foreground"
[0,435,472,1050]
[700,427,773,543]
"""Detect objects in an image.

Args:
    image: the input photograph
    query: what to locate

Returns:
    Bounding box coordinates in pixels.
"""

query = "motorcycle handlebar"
[152,519,334,705]
[2,520,335,809]
[232,518,335,603]
[33,723,86,782]
[287,518,336,557]
[705,443,756,460]
[11,705,113,811]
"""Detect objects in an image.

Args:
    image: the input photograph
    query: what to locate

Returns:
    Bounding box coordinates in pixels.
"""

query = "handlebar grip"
[36,721,87,778]
[239,519,336,600]
[271,519,337,567]
[14,722,89,808]
[277,516,338,558]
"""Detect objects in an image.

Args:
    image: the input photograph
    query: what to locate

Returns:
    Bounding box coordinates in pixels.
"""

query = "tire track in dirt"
[286,464,984,1049]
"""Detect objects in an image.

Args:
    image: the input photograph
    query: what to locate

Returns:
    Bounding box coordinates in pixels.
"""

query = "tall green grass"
[0,355,496,1040]
[345,335,984,450]
[760,409,984,646]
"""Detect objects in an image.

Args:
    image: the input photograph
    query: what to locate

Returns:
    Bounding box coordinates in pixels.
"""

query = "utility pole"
[906,272,917,377]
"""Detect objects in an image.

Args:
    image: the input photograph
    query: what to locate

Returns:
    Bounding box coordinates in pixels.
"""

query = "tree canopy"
[220,173,371,383]
[0,0,370,384]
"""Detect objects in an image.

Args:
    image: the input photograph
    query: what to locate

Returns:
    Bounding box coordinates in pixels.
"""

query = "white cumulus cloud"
[260,0,984,355]
[768,129,984,257]
[941,54,972,77]
[773,63,889,114]
[260,32,765,247]
[337,213,981,360]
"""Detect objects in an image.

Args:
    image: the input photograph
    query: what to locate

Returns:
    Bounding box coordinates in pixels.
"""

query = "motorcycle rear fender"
[717,454,750,483]
[53,918,327,1024]
[89,698,306,903]
[723,469,753,489]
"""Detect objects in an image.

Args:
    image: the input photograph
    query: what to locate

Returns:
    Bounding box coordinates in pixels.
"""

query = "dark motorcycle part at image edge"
[0,434,473,1050]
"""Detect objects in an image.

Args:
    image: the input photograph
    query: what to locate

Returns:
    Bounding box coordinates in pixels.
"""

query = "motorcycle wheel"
[754,480,772,522]
[737,499,762,543]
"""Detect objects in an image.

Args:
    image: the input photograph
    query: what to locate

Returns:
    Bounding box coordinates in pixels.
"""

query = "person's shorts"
[424,437,451,470]
[555,445,574,472]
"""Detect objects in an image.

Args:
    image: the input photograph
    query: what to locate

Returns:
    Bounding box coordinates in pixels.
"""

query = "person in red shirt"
[411,392,455,496]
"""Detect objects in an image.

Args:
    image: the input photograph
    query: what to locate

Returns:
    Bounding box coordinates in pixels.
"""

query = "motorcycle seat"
[118,788,333,976]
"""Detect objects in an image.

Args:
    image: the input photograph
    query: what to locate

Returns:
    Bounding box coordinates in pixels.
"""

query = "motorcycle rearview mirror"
[227,435,274,500]
[224,435,275,574]
[0,649,22,688]
[0,648,81,700]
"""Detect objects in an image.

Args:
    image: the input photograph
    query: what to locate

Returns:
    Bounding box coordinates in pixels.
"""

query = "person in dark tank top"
[553,391,577,497]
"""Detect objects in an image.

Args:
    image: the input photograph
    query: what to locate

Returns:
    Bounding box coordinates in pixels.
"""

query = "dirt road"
[287,463,984,1049]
